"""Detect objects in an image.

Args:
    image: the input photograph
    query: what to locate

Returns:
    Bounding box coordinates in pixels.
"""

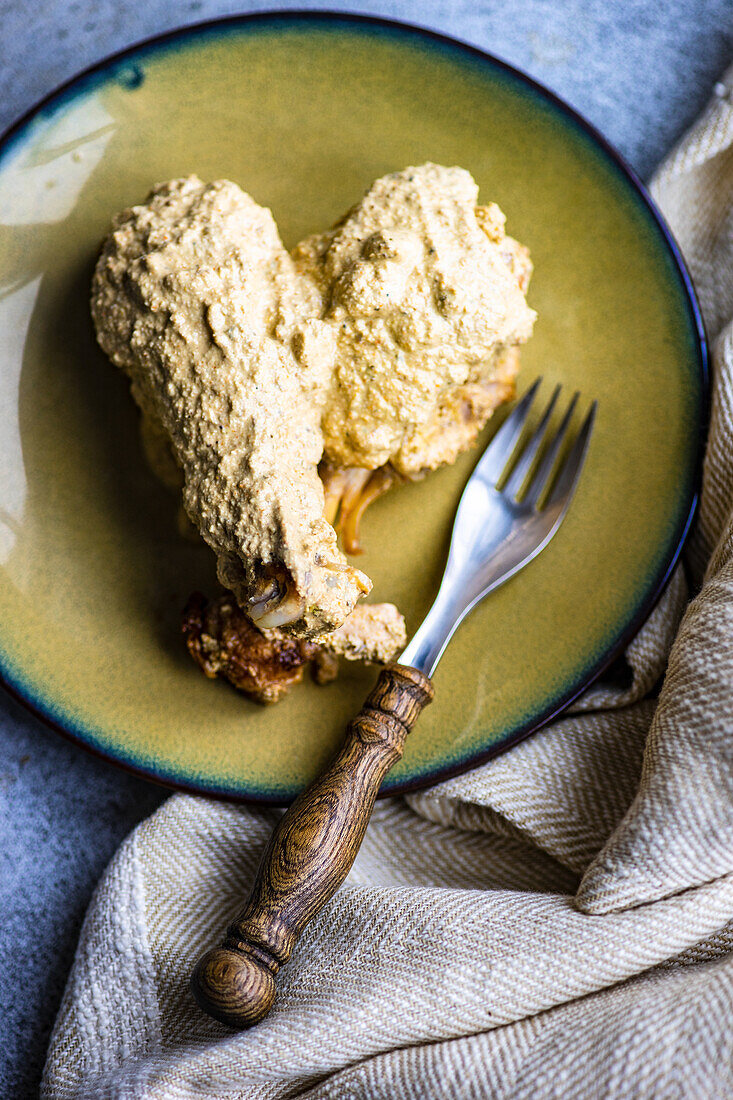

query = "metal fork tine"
[543,401,597,509]
[502,384,561,499]
[523,391,580,508]
[472,377,542,485]
[401,376,597,677]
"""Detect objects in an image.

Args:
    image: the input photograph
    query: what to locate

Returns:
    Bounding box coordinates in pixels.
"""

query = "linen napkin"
[42,68,733,1099]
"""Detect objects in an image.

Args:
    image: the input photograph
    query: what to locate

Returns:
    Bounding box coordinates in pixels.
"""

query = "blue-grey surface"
[0,1,731,1096]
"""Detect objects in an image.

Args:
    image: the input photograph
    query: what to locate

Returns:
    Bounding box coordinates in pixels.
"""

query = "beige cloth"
[43,73,733,1099]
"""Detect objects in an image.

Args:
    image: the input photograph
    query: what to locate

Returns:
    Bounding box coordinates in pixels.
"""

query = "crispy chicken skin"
[92,165,534,639]
[183,593,406,705]
[183,592,321,705]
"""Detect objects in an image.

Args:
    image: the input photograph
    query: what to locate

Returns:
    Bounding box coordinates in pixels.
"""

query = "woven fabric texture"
[42,70,733,1099]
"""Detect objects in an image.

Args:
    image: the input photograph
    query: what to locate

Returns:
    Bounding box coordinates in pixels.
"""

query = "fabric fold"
[576,66,733,914]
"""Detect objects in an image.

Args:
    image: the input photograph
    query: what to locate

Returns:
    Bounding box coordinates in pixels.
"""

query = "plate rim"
[0,8,709,804]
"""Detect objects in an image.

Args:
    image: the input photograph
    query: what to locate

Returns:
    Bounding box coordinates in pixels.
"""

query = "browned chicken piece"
[183,593,316,705]
[183,593,406,705]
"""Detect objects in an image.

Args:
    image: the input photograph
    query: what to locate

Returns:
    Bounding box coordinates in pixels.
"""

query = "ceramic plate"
[0,13,706,802]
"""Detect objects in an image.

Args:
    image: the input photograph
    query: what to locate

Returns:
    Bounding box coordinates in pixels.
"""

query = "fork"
[191,380,596,1028]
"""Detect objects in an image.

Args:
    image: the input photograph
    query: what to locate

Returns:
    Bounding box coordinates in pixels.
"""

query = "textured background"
[1,2,731,1096]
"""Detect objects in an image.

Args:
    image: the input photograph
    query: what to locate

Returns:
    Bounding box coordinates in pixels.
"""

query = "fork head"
[400,379,596,676]
[447,379,596,577]
[472,378,596,514]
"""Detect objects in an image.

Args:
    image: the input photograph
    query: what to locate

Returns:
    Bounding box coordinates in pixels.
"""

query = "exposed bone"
[320,464,398,554]
[338,467,398,555]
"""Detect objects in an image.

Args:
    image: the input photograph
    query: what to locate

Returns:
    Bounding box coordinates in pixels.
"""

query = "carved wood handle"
[190,663,433,1028]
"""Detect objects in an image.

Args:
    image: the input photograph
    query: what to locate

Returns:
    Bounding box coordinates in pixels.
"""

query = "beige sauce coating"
[92,166,534,638]
[314,602,406,663]
[293,164,535,473]
[92,177,369,637]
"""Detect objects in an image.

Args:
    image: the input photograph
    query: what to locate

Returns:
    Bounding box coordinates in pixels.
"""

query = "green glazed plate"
[0,13,706,802]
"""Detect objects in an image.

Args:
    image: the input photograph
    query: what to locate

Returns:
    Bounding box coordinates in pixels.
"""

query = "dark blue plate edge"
[0,9,709,805]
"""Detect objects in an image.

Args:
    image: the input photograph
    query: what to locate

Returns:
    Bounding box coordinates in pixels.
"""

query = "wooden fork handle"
[190,663,434,1028]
